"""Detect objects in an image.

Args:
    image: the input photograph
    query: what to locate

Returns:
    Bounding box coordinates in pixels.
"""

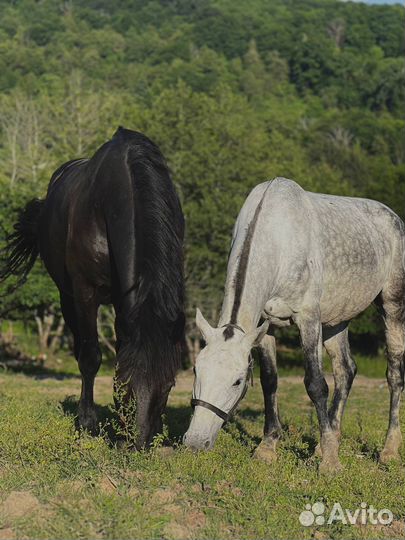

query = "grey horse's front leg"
[297,312,342,473]
[254,331,282,463]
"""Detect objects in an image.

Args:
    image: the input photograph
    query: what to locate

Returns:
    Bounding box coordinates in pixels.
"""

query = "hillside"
[0,0,404,357]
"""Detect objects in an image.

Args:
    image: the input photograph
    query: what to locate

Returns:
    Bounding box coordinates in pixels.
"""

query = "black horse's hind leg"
[297,310,342,473]
[254,331,282,463]
[379,292,404,463]
[62,285,101,433]
[60,293,80,359]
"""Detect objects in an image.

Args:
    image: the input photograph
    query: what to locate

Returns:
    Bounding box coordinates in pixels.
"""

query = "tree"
[0,0,403,362]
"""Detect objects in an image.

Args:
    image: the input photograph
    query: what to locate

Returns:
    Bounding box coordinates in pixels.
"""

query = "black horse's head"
[115,313,184,448]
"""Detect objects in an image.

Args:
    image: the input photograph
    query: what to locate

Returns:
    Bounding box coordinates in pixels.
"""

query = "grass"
[0,365,404,540]
[275,348,388,378]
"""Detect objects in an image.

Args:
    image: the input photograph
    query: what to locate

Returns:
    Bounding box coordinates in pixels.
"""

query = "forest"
[0,0,404,369]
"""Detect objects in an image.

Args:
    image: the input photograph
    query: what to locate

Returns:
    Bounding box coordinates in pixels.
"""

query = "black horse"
[1,127,185,448]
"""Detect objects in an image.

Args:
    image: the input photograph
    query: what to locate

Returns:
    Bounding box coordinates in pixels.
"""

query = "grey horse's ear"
[245,319,269,347]
[196,308,215,342]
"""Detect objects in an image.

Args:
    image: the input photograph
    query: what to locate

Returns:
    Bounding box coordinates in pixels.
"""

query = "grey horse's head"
[183,309,268,450]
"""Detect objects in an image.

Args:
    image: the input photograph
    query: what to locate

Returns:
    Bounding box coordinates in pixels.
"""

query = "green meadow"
[0,363,403,540]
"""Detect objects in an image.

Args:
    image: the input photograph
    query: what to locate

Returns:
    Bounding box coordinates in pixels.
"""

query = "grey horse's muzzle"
[182,431,213,450]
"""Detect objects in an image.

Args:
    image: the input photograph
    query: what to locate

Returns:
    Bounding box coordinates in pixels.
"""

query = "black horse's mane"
[110,128,185,390]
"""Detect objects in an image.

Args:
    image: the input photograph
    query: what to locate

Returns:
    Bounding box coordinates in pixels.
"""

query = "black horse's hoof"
[78,410,99,435]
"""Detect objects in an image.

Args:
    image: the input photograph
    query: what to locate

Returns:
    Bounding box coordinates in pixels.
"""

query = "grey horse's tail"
[0,198,44,288]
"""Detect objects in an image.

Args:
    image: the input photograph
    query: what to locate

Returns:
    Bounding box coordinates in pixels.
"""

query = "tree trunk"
[50,316,65,353]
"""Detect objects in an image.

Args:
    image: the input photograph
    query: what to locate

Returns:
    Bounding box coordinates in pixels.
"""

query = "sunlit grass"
[0,367,403,539]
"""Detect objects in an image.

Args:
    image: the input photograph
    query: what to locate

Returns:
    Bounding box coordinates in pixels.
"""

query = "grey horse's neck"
[218,181,274,332]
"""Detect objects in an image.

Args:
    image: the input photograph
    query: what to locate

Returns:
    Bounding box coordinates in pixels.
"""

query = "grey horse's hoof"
[319,457,343,475]
[379,431,402,464]
[253,440,278,464]
[314,430,341,458]
[379,449,400,464]
[318,431,342,474]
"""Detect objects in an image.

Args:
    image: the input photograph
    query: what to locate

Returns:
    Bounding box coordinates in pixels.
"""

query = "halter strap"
[191,322,253,424]
[190,399,229,422]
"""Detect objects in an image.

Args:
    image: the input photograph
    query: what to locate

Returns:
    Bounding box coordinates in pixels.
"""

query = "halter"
[190,323,254,424]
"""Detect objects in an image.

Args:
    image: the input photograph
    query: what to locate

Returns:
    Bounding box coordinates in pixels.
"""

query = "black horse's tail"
[0,199,43,288]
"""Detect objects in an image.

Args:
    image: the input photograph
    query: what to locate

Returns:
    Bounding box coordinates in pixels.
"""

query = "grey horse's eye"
[233,378,243,386]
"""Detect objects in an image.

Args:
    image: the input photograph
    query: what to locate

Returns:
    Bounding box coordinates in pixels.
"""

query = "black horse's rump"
[1,127,185,444]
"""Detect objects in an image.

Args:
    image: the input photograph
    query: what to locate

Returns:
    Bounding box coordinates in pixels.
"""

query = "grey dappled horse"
[184,177,404,472]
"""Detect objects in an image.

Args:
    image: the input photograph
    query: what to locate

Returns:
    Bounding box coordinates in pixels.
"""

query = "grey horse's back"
[239,177,405,326]
[259,176,404,254]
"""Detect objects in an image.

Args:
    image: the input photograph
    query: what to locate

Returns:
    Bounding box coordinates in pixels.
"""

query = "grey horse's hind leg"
[254,330,282,463]
[324,323,357,434]
[314,323,357,457]
[297,311,342,473]
[379,291,405,463]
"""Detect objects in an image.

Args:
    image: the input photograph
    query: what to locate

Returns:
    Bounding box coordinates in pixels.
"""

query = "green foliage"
[107,380,139,449]
[0,0,404,358]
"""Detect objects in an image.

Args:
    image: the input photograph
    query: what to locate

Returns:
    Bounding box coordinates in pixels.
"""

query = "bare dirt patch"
[163,521,190,540]
[353,520,405,539]
[0,527,15,540]
[152,488,177,505]
[1,491,40,521]
[58,480,85,493]
[162,502,206,540]
[98,475,118,495]
[388,520,405,537]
